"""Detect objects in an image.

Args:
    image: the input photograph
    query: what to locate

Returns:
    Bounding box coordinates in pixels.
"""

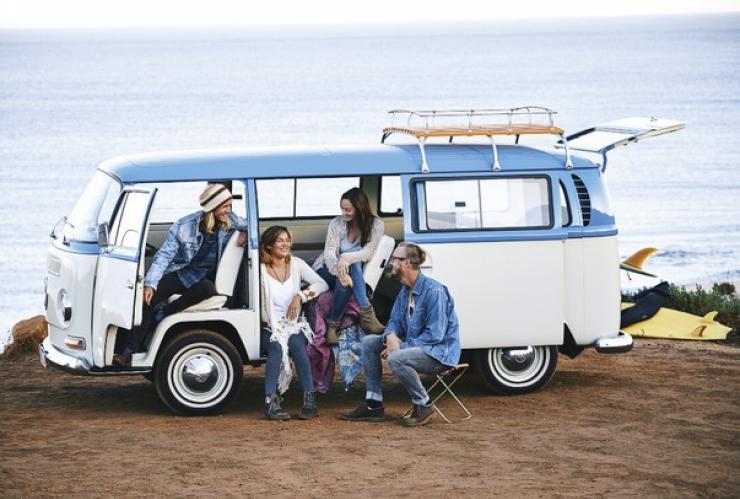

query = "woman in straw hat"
[113,183,248,367]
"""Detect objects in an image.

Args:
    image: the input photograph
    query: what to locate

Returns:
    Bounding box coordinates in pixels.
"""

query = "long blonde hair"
[201,210,232,235]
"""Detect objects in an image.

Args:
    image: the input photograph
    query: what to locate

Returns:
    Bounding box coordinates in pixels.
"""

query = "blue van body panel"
[100,144,596,183]
[99,144,614,239]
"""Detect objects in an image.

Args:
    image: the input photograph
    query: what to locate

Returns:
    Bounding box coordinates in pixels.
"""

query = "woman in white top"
[314,187,386,345]
[260,225,328,420]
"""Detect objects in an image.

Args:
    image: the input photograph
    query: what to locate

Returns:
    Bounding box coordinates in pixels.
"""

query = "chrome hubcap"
[490,346,546,384]
[169,344,232,408]
[182,355,219,393]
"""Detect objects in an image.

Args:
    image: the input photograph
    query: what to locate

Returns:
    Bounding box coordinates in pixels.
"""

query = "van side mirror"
[97,223,109,247]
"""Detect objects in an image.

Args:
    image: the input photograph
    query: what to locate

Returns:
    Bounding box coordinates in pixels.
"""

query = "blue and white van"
[40,108,684,415]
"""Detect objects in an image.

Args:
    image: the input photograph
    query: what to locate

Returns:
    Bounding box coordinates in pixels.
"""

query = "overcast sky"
[1,0,738,29]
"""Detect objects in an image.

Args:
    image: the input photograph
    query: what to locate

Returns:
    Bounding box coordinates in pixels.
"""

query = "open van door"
[556,117,685,170]
[92,186,157,366]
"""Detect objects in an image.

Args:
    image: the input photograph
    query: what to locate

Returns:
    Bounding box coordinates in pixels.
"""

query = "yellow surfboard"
[621,303,732,340]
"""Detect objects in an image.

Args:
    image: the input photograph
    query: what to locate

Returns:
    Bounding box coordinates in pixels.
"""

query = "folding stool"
[404,363,472,423]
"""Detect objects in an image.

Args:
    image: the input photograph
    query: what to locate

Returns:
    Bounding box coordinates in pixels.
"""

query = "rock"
[3,315,48,359]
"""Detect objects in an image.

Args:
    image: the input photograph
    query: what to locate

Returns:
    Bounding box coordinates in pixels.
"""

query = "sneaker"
[337,403,385,422]
[400,403,435,427]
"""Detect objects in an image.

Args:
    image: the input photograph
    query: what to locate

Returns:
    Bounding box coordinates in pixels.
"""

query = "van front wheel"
[474,345,557,394]
[154,330,243,416]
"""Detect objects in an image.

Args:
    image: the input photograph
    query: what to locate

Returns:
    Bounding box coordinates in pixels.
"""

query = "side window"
[257,177,359,218]
[256,179,294,218]
[296,177,358,217]
[147,182,206,223]
[109,191,152,250]
[425,180,480,229]
[380,176,403,215]
[559,181,572,227]
[480,178,550,228]
[422,177,551,231]
[137,181,247,223]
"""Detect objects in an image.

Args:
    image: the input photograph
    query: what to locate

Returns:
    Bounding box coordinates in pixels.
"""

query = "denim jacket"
[382,272,461,367]
[143,211,248,290]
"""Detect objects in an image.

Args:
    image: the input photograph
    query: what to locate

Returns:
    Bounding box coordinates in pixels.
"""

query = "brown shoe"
[325,320,340,345]
[359,305,385,334]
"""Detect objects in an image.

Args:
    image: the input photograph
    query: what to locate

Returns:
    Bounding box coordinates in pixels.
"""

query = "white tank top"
[267,274,294,318]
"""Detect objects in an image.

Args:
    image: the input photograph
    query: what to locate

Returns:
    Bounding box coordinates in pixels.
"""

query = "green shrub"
[622,282,739,344]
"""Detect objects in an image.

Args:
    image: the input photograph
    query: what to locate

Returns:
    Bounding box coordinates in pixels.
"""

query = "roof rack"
[381,107,573,173]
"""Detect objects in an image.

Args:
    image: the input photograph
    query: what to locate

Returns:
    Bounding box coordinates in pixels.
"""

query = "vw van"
[40,107,684,415]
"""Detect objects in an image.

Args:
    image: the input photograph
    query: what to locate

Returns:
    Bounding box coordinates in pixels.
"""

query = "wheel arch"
[157,320,249,365]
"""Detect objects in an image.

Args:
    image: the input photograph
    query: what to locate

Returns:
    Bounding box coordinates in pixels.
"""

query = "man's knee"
[361,334,384,354]
[386,351,405,373]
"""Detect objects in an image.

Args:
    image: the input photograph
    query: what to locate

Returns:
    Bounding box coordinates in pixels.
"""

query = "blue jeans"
[361,335,444,406]
[317,264,370,321]
[261,329,313,397]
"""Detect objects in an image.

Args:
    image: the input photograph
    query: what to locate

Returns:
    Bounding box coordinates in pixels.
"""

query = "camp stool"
[403,363,471,423]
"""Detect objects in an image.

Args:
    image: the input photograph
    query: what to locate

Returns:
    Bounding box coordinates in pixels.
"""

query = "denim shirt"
[143,210,248,290]
[382,272,461,367]
[176,230,219,288]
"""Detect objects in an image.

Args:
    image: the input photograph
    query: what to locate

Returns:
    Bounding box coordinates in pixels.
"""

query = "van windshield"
[65,171,121,242]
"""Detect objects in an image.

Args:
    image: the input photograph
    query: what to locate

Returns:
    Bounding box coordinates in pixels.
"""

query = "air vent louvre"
[571,175,591,226]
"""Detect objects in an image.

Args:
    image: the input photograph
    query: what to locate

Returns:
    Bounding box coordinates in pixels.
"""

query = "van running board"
[89,366,152,376]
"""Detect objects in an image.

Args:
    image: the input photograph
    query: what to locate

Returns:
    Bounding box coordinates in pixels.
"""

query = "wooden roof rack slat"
[381,107,573,173]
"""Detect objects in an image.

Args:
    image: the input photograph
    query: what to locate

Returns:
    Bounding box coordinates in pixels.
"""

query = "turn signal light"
[64,336,86,350]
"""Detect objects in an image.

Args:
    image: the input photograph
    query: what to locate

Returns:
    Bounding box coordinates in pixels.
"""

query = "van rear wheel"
[475,345,557,394]
[154,330,243,416]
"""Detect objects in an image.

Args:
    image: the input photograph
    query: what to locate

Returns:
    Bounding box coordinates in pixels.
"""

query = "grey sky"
[1,0,739,29]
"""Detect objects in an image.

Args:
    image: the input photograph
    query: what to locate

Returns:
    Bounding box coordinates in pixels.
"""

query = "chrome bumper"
[39,338,152,376]
[594,331,633,354]
[39,337,92,375]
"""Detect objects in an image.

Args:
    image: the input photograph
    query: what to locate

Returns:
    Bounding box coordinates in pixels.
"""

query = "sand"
[1,339,739,498]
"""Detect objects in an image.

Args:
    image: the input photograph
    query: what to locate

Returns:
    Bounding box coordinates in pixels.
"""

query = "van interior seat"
[363,235,395,293]
[167,231,245,312]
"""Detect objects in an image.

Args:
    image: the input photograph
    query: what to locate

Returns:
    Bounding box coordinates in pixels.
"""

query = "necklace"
[270,263,289,283]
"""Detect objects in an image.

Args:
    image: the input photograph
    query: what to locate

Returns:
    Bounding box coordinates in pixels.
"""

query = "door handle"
[125,280,135,289]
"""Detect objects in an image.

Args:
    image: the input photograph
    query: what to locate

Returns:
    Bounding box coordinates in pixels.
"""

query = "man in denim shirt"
[339,242,460,426]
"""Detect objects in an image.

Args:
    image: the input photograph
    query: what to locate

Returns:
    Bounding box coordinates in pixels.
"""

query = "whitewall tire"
[475,345,558,394]
[154,330,243,416]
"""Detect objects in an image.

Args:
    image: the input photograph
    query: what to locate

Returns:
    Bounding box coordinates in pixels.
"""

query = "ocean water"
[1,14,739,347]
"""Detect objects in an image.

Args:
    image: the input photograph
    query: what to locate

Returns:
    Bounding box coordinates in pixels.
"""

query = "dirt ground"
[1,340,738,498]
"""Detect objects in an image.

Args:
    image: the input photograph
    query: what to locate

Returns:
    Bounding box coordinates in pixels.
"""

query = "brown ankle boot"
[325,320,340,345]
[359,305,385,334]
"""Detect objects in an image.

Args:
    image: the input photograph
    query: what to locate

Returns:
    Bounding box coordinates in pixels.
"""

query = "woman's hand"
[337,258,353,287]
[337,258,349,275]
[236,231,248,247]
[287,294,302,320]
[143,287,154,305]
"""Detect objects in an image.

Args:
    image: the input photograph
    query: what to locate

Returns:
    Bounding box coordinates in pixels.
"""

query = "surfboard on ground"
[621,303,732,340]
